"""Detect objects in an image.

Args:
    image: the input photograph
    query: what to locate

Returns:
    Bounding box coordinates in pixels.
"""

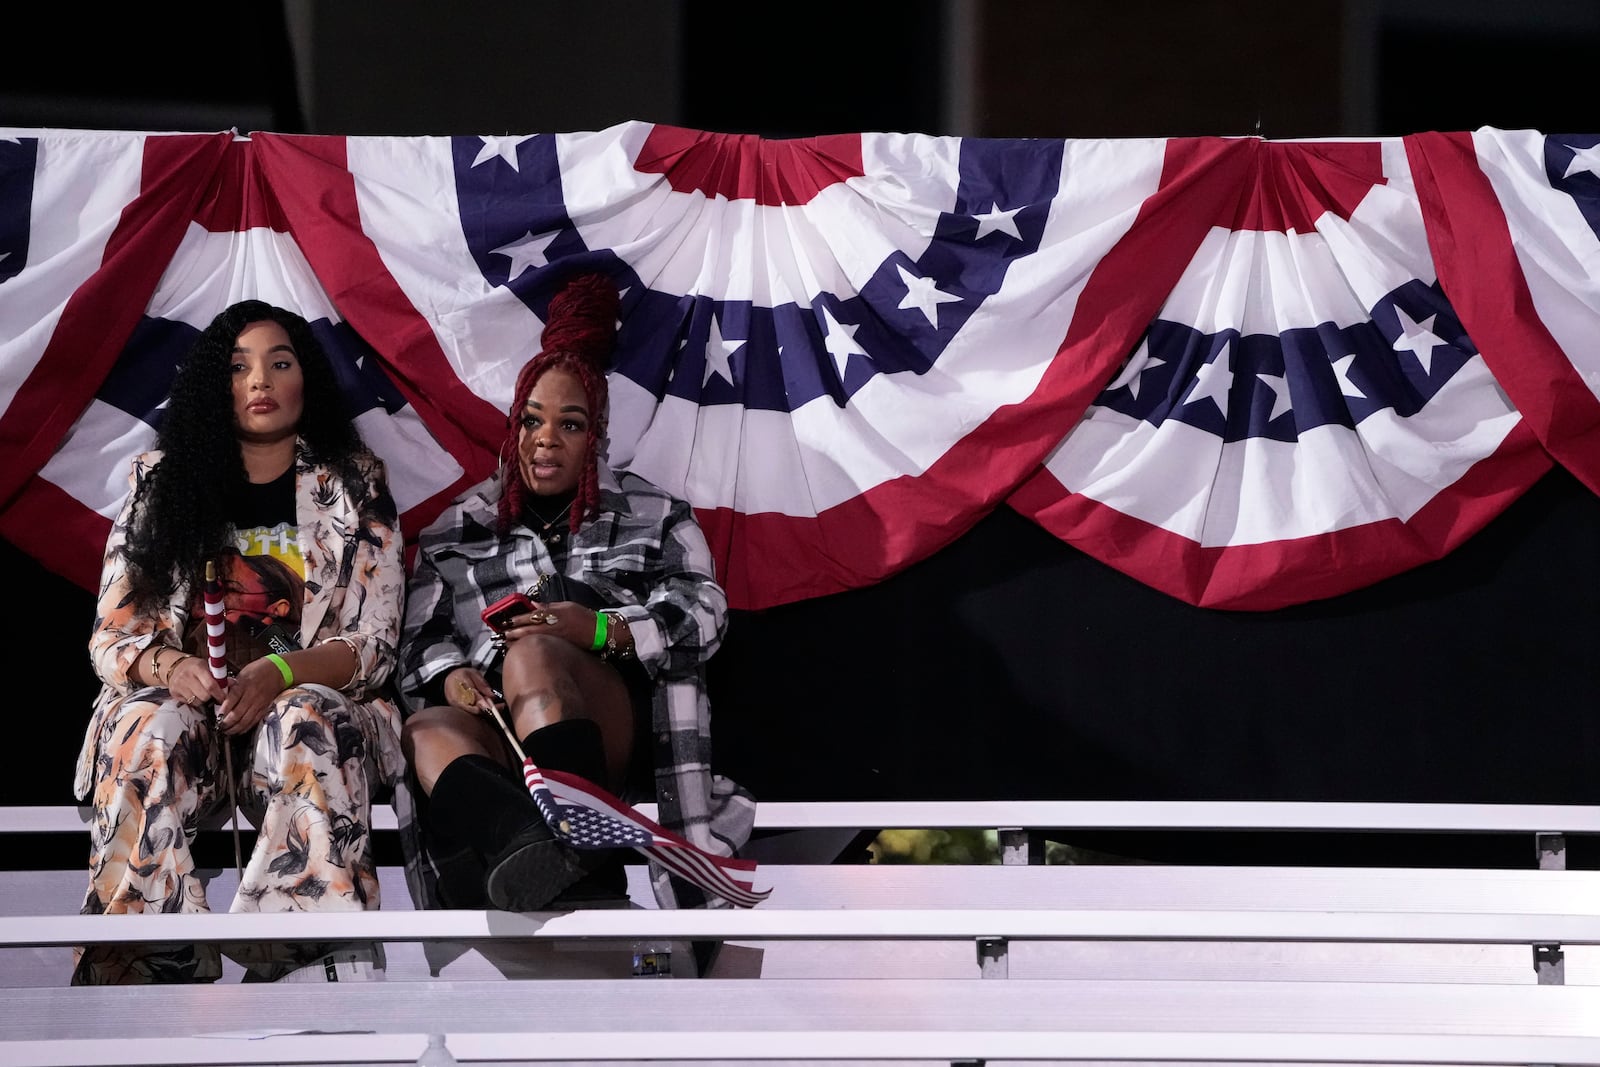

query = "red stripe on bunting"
[634,125,865,206]
[0,134,232,515]
[1007,422,1553,611]
[1231,140,1384,233]
[697,136,1256,610]
[249,133,495,538]
[192,138,288,233]
[0,475,112,591]
[1406,131,1600,496]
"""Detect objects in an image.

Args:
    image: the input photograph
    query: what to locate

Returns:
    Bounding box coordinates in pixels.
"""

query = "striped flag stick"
[204,560,244,882]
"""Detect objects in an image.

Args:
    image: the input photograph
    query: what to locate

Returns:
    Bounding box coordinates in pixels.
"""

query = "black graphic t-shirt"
[185,466,306,672]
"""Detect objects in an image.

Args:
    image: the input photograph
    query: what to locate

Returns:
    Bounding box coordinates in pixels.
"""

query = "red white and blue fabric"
[2,123,1597,613]
[0,131,466,591]
[523,761,769,909]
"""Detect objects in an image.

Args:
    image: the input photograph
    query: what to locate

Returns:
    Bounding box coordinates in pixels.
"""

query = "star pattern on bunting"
[1256,371,1292,423]
[1184,339,1235,415]
[972,202,1023,240]
[490,229,557,281]
[1391,306,1447,373]
[1331,351,1367,399]
[703,312,744,386]
[896,263,962,327]
[818,303,867,379]
[1106,339,1165,402]
[472,136,529,171]
[450,131,1057,417]
[0,136,34,284]
[1561,141,1600,180]
[1089,280,1475,444]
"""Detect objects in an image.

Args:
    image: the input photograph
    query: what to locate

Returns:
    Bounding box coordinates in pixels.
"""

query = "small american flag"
[521,760,769,909]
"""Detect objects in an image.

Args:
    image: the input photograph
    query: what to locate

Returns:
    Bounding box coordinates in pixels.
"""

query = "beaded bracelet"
[599,610,630,661]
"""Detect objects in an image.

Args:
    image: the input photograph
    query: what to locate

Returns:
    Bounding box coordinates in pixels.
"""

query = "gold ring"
[456,680,477,703]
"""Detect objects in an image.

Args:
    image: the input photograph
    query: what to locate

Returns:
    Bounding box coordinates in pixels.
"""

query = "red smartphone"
[481,592,535,633]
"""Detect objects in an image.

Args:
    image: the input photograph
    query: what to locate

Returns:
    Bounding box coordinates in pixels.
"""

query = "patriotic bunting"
[1,122,1596,615]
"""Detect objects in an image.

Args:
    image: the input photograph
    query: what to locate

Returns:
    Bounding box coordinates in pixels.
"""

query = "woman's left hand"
[217,656,290,735]
[501,600,595,650]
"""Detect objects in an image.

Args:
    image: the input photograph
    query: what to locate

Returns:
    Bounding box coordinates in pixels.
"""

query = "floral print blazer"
[75,443,407,801]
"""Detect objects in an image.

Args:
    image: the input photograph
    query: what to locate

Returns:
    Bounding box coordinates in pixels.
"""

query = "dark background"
[4,2,1596,865]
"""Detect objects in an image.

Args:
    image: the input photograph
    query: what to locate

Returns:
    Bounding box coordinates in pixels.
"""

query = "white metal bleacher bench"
[3,800,1599,1066]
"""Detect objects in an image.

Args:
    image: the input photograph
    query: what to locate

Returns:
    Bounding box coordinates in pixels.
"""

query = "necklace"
[526,496,574,546]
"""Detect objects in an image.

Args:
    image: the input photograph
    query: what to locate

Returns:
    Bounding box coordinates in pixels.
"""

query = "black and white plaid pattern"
[398,461,758,910]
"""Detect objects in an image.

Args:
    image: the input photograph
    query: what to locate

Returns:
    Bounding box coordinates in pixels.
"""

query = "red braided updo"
[498,273,621,536]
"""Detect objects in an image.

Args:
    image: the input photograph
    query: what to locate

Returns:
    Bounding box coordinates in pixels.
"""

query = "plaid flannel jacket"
[397,460,757,909]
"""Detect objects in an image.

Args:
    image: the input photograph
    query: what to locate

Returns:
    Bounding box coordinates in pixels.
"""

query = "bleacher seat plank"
[8,799,1600,835]
[5,904,1600,949]
[6,798,1597,1055]
[4,979,1600,1065]
[10,864,1600,918]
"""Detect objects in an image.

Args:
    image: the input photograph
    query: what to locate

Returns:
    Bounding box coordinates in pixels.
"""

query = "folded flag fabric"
[1007,138,1550,609]
[523,760,770,909]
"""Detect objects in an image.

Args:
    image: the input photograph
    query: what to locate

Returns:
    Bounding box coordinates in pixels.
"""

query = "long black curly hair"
[123,300,370,611]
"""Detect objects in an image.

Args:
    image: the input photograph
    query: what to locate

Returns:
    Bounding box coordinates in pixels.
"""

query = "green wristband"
[265,652,295,688]
[591,610,609,652]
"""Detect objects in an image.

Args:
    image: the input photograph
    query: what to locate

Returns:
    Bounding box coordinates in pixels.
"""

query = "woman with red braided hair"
[397,272,755,916]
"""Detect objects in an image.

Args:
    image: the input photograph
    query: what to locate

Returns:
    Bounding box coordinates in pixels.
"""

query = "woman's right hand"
[166,654,228,708]
[445,666,496,714]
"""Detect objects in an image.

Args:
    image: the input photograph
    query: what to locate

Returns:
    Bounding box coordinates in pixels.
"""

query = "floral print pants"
[72,684,384,984]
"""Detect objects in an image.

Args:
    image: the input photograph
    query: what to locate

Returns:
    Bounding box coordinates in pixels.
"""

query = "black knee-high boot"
[521,719,630,904]
[521,718,609,786]
[428,753,584,911]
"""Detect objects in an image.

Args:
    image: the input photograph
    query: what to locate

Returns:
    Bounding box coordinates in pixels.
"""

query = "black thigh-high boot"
[427,753,585,911]
[521,719,631,905]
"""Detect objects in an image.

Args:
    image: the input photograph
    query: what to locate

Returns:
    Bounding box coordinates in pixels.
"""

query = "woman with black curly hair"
[72,300,407,985]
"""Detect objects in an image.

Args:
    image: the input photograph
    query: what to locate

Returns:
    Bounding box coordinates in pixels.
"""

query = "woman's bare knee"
[402,706,501,793]
[502,637,587,734]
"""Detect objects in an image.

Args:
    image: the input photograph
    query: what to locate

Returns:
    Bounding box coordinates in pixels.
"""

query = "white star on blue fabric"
[896,264,962,327]
[1184,340,1235,415]
[1391,307,1447,374]
[1331,352,1367,400]
[819,304,867,379]
[489,230,558,281]
[1256,372,1293,422]
[1561,142,1600,180]
[971,203,1023,241]
[703,313,745,386]
[1106,339,1165,401]
[472,136,529,171]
